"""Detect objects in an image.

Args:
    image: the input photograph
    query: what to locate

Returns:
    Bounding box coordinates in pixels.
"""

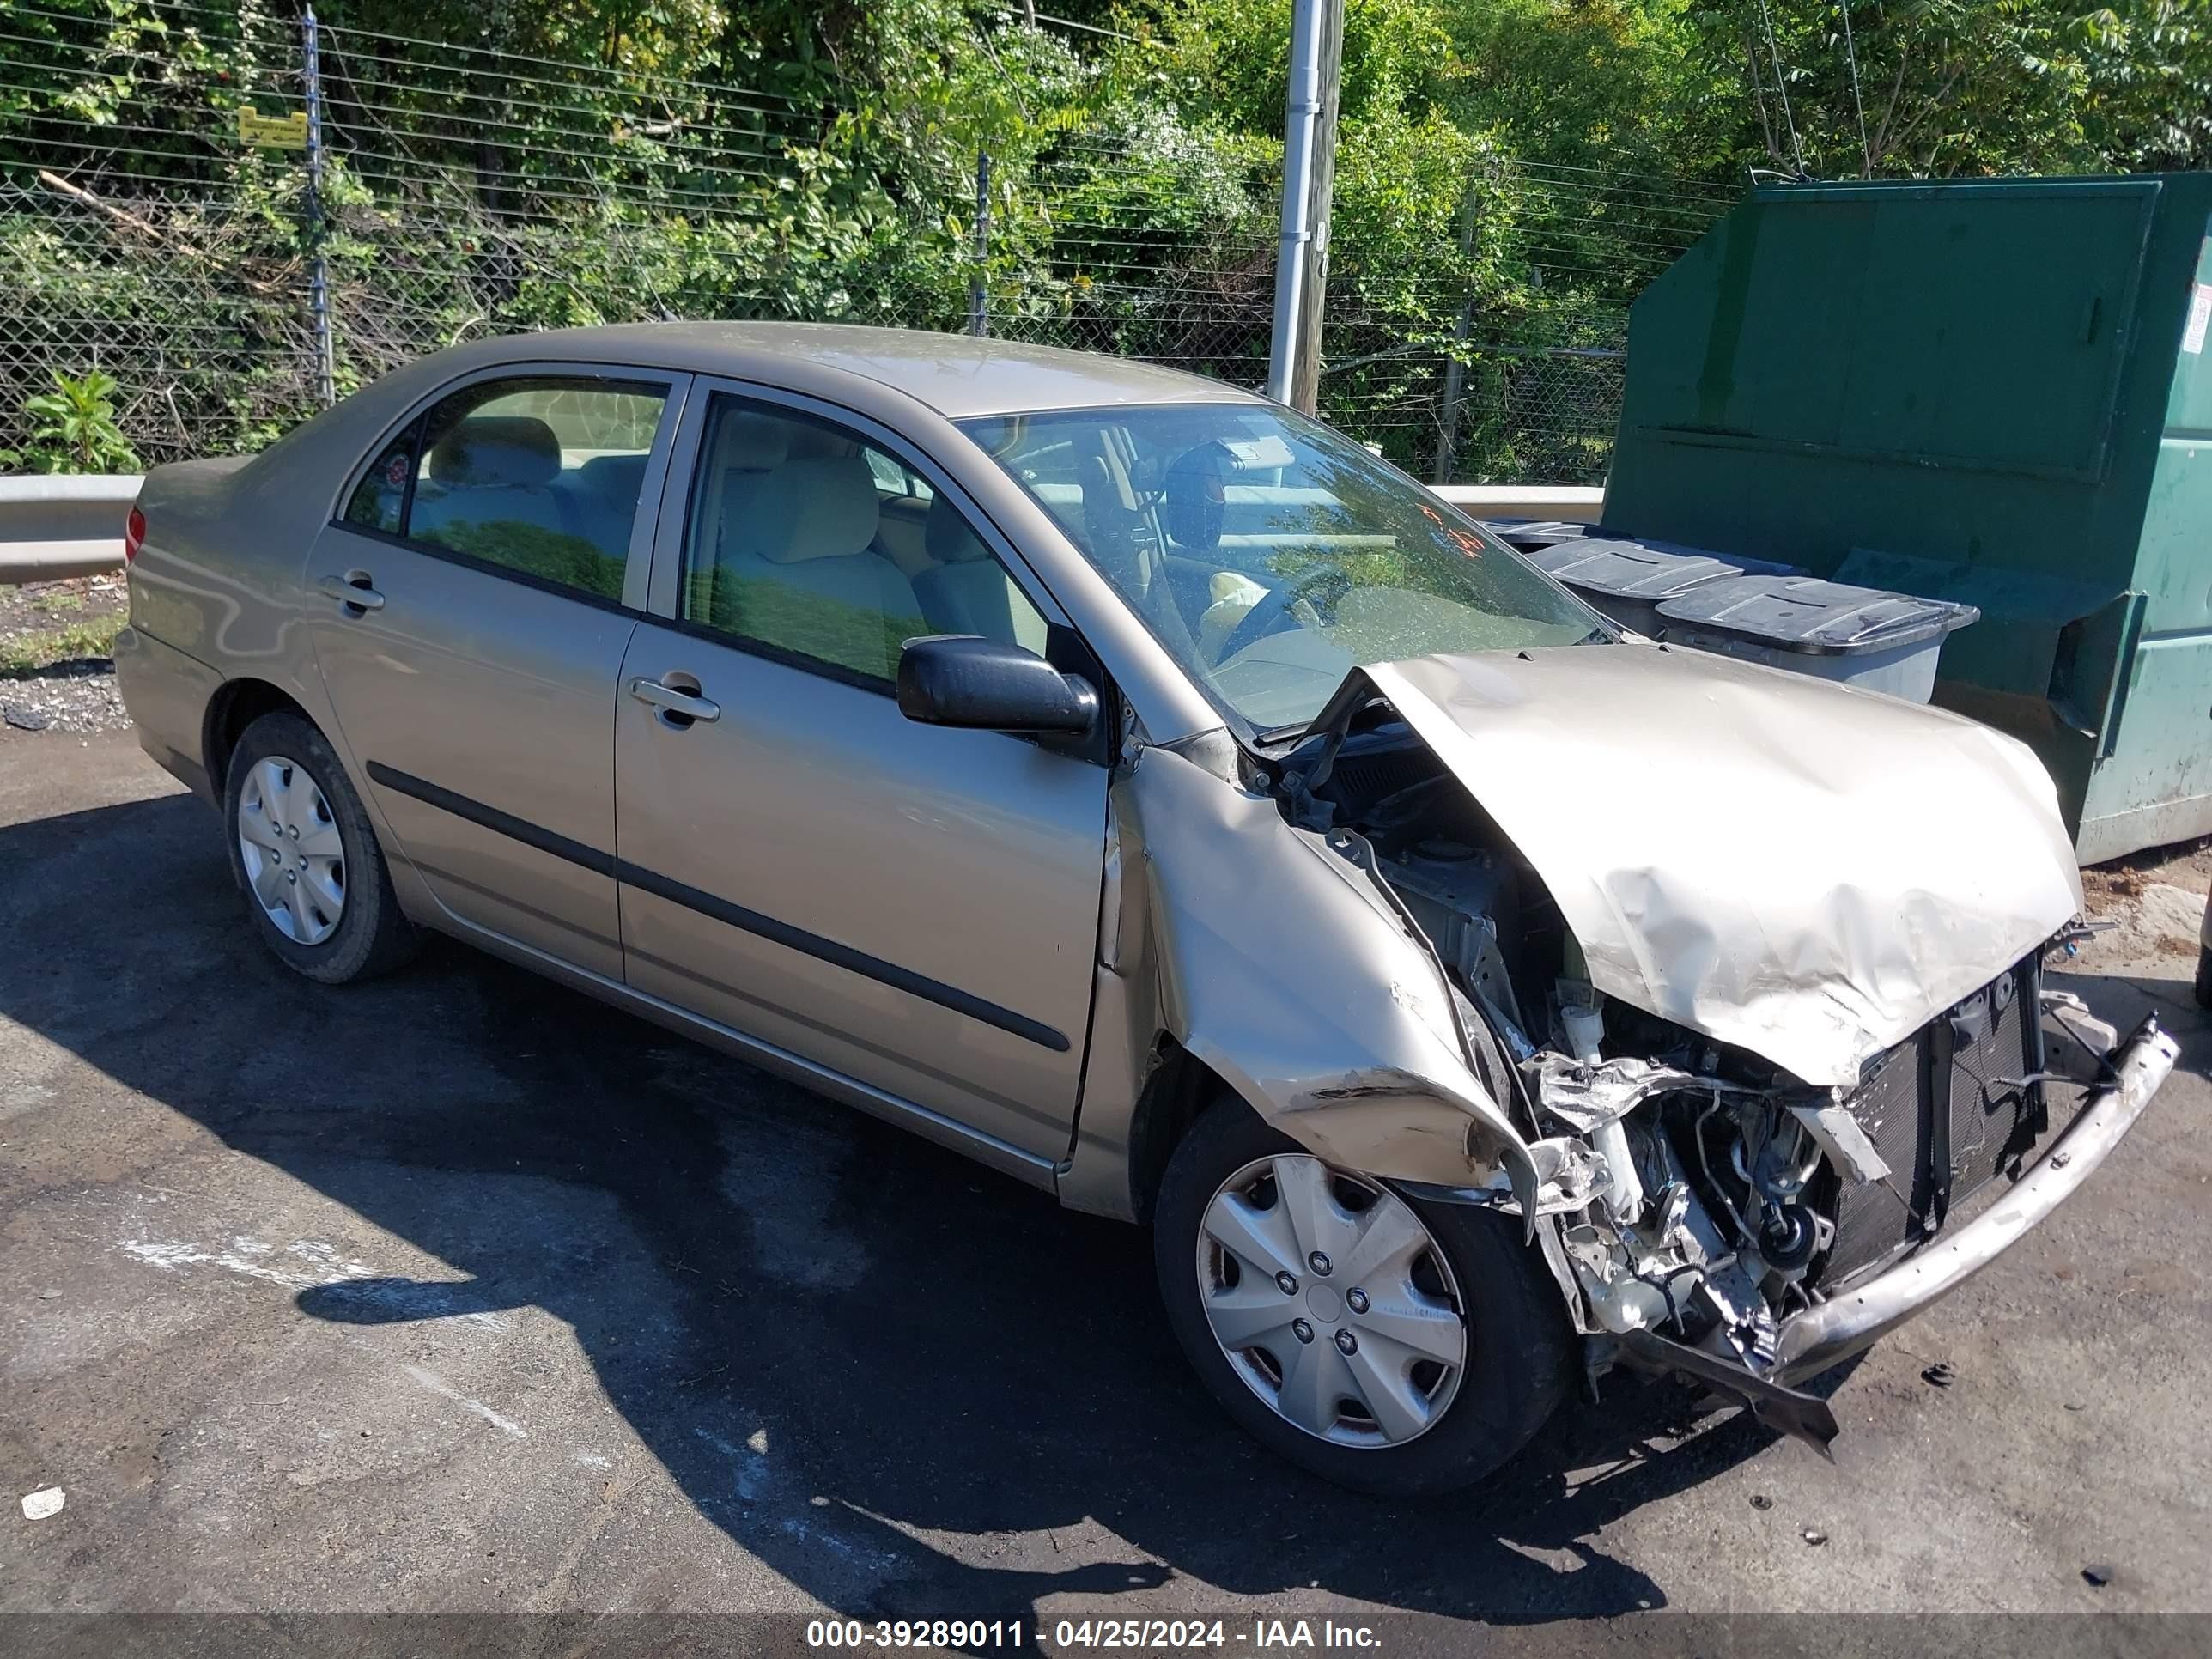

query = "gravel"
[0,574,132,735]
[2,660,130,733]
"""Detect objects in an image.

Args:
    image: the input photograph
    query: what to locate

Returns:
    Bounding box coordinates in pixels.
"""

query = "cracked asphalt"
[3,727,2209,1628]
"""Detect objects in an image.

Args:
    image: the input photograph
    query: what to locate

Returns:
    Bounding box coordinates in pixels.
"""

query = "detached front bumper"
[1769,1014,2179,1384]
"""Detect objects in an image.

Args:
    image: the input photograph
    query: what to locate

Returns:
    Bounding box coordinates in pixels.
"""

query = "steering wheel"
[1214,565,1353,665]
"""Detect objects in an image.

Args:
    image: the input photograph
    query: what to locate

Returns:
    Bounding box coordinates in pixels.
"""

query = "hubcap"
[237,755,345,946]
[1195,1153,1466,1448]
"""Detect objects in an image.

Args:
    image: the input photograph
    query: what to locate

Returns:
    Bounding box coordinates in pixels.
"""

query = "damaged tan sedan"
[114,324,2177,1496]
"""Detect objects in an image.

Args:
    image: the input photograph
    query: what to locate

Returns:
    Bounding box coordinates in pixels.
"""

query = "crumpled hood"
[1355,644,2083,1088]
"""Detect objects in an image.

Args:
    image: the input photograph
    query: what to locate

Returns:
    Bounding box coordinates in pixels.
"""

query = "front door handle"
[318,572,385,614]
[629,676,721,726]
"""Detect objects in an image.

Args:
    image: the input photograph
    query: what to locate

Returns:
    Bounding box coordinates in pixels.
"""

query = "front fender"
[1068,742,1538,1215]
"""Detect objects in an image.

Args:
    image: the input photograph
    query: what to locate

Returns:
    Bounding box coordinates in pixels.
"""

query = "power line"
[1838,3,1873,177]
[1753,0,1808,176]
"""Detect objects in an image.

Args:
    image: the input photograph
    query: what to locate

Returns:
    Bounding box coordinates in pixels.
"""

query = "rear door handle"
[629,676,721,726]
[318,573,385,613]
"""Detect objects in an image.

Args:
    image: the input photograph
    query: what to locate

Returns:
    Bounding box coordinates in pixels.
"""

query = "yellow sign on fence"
[237,109,308,149]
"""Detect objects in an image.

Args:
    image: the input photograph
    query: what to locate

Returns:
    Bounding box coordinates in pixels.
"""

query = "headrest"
[705,411,791,476]
[744,455,881,563]
[580,453,648,501]
[924,493,992,564]
[427,416,561,488]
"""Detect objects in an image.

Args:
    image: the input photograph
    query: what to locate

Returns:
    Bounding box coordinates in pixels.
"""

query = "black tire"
[1153,1097,1576,1498]
[222,712,418,985]
[2196,945,2212,1012]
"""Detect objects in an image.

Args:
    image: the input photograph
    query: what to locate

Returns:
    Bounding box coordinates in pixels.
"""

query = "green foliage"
[17,369,140,474]
[0,609,126,673]
[1672,1,2212,179]
[1,0,2205,486]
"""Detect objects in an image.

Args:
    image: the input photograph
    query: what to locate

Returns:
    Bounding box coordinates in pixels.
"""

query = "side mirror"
[897,635,1100,736]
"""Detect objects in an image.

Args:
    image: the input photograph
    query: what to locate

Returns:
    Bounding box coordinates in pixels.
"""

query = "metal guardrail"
[0,474,140,582]
[1432,483,1604,523]
[0,476,1599,586]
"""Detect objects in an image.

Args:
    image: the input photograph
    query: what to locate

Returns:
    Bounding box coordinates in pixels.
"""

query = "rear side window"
[342,376,670,605]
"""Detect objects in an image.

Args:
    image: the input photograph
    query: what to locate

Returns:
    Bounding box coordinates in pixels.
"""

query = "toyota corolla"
[112,323,2176,1495]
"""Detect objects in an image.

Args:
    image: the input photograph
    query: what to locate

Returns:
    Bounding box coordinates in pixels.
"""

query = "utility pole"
[1265,0,1325,403]
[1286,0,1341,416]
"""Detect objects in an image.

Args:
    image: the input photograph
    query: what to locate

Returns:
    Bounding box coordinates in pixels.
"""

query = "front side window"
[344,376,669,604]
[960,404,1605,733]
[678,395,1047,685]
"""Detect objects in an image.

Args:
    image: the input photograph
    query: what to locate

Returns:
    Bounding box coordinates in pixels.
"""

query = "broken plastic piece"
[1787,1100,1892,1186]
[1617,1329,1840,1458]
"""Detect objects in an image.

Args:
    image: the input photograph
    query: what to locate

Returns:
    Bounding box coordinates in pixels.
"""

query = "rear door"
[305,365,688,980]
[611,380,1109,1164]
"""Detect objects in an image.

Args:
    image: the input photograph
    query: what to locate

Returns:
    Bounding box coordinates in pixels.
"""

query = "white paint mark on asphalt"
[404,1364,526,1440]
[690,1427,896,1569]
[114,1236,510,1331]
[21,1487,64,1521]
[777,1511,899,1571]
[573,1450,611,1469]
[695,1425,770,1501]
[118,1237,373,1290]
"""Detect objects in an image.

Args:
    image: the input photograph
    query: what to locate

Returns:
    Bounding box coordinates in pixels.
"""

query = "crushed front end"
[1265,649,2180,1451]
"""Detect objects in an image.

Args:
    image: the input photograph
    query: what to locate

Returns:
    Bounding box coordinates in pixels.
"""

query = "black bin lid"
[1482,519,1593,552]
[1529,538,1756,601]
[1654,574,1980,656]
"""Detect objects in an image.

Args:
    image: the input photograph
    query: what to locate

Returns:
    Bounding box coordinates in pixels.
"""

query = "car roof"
[481,321,1269,420]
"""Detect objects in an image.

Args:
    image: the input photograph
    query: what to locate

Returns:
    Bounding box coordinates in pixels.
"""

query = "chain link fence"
[0,3,1728,482]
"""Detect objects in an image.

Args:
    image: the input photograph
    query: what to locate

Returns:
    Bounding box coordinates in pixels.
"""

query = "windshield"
[958,404,1605,732]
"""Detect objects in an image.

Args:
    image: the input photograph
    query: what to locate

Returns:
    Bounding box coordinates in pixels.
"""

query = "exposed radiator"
[1817,956,2045,1288]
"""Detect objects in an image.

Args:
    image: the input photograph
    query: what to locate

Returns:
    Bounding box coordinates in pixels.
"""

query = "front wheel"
[223,711,417,984]
[1153,1098,1576,1497]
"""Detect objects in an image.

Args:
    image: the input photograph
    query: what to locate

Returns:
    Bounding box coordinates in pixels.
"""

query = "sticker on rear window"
[2185,283,2212,356]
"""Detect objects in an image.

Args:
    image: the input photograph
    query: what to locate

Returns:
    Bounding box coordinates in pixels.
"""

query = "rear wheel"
[2196,945,2212,1012]
[1153,1098,1575,1497]
[223,712,416,984]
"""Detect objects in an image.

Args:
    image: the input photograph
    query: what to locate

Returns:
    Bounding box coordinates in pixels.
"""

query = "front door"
[612,385,1107,1162]
[305,367,686,980]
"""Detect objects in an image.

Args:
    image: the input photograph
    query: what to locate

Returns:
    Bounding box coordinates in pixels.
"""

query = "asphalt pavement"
[3,728,2208,1635]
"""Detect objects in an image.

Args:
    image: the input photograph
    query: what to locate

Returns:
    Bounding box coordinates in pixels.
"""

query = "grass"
[1,611,125,674]
[29,587,86,615]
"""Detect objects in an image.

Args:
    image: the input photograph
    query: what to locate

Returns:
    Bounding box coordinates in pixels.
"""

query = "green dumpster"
[1601,173,2212,863]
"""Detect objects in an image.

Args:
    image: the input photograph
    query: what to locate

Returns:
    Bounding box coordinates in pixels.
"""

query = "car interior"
[375,386,1053,684]
[678,399,1048,680]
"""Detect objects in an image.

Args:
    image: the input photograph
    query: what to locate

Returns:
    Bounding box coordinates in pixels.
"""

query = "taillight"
[124,504,146,564]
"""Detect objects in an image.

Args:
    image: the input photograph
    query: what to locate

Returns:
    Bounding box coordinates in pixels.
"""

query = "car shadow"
[2,787,1825,1625]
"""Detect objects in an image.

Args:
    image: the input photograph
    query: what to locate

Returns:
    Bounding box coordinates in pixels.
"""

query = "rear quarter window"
[343,422,421,535]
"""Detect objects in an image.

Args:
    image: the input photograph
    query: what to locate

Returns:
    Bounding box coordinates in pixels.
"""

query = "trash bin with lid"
[1482,519,1592,556]
[1653,574,1979,703]
[1528,538,1799,637]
